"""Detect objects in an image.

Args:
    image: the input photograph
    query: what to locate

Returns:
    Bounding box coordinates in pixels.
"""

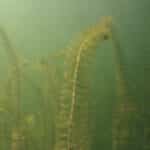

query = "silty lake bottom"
[0,14,149,150]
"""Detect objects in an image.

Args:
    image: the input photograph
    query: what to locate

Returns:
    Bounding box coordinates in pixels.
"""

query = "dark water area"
[0,0,150,150]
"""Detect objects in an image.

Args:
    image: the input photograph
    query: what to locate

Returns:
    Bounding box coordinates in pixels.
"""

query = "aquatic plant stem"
[0,27,21,123]
[111,22,138,150]
[0,27,22,150]
[67,39,88,150]
[57,17,113,150]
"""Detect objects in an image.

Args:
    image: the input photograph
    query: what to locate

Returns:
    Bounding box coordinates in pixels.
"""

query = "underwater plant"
[0,27,21,118]
[53,16,139,150]
[54,16,112,150]
[31,53,65,150]
[0,27,23,150]
[38,57,57,150]
[0,16,140,150]
[111,22,139,150]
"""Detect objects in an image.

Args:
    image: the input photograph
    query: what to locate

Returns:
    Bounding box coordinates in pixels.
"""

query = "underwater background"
[0,0,150,150]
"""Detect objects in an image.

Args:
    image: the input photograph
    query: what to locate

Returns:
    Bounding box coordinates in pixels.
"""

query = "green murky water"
[0,0,150,150]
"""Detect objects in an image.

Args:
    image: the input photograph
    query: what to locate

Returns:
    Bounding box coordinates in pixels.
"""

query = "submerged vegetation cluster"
[0,16,137,150]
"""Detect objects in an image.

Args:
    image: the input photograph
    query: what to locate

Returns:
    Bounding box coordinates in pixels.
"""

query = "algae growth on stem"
[54,16,113,150]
